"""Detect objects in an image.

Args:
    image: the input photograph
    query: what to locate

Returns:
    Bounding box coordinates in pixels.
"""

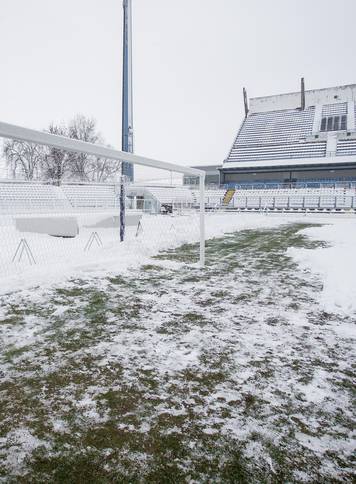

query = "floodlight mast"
[122,0,134,181]
[120,0,134,242]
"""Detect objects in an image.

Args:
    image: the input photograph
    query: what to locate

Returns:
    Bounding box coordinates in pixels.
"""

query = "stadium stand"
[221,83,356,185]
[127,182,356,212]
[190,189,225,206]
[143,186,194,204]
[234,107,315,147]
[2,179,354,216]
[230,187,355,211]
[0,181,72,213]
[0,181,121,214]
[126,186,195,213]
[228,140,327,162]
[337,139,356,157]
[61,183,118,209]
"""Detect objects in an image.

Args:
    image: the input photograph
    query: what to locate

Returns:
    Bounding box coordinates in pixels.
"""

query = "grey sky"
[0,0,355,181]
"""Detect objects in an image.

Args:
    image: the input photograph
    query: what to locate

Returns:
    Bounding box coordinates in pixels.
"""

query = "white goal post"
[0,121,206,266]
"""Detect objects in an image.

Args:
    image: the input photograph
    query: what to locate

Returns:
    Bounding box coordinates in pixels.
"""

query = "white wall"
[249,84,356,113]
[0,156,7,178]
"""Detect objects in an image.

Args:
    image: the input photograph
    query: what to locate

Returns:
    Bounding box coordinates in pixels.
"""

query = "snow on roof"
[224,85,356,168]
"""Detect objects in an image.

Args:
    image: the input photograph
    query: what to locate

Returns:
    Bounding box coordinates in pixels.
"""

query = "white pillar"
[312,104,323,134]
[347,102,355,131]
[199,173,205,267]
[326,133,338,157]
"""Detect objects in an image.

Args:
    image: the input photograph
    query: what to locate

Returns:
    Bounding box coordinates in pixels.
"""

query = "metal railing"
[232,181,356,190]
[185,179,356,191]
[230,195,356,211]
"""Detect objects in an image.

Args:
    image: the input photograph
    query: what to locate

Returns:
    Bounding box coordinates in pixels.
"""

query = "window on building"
[333,116,340,131]
[341,115,347,130]
[320,115,347,132]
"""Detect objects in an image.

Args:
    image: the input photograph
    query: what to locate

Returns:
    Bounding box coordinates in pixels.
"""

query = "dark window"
[320,114,347,132]
[341,115,347,130]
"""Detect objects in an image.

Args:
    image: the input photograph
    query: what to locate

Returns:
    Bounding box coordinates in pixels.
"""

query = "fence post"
[199,173,205,267]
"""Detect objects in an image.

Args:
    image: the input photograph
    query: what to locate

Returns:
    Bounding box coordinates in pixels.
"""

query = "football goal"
[0,121,205,280]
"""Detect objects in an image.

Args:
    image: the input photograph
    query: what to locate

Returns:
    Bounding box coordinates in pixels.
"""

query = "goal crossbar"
[0,121,206,266]
[0,122,204,176]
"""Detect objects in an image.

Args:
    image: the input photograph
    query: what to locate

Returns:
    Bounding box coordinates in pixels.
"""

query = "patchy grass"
[0,224,355,482]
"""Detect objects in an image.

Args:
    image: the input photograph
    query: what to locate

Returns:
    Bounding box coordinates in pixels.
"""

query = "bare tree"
[91,154,122,182]
[66,115,121,182]
[41,123,69,184]
[3,115,122,183]
[66,115,101,181]
[3,139,45,180]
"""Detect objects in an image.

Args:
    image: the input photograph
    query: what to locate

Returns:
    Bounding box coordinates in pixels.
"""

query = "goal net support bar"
[0,121,206,266]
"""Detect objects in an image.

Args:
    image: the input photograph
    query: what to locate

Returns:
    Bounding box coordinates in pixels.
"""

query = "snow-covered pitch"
[0,212,355,481]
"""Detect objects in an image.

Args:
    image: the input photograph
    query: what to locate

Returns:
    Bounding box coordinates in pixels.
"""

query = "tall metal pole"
[120,0,134,241]
[122,0,134,180]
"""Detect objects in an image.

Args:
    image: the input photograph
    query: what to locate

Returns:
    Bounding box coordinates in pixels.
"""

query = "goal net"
[0,122,205,283]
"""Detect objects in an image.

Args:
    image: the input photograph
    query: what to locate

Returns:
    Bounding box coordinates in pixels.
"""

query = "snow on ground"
[1,211,355,317]
[0,212,355,481]
[288,221,356,316]
[0,211,291,293]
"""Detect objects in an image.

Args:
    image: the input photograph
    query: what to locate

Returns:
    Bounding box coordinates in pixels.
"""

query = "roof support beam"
[243,87,249,118]
[301,77,306,110]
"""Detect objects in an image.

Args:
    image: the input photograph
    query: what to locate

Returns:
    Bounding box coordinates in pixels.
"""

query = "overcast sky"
[0,0,355,181]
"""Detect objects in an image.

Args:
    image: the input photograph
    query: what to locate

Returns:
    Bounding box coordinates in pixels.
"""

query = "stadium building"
[220,83,356,186]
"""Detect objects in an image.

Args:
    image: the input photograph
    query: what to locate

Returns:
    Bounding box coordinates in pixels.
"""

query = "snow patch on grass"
[288,220,356,316]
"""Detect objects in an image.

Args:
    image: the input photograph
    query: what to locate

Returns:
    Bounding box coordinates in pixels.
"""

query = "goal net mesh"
[0,136,203,283]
